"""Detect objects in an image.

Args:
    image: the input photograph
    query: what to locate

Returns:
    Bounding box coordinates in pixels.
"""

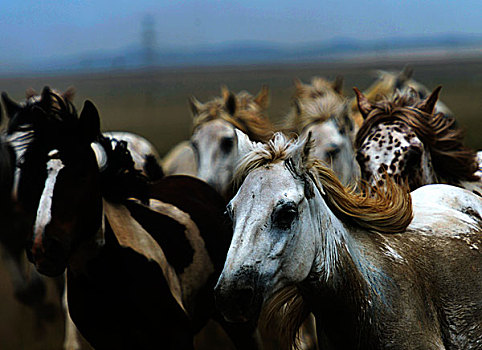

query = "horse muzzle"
[214,269,264,323]
[27,233,69,277]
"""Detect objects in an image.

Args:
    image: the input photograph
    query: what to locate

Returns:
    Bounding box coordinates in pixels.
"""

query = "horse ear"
[292,132,313,167]
[293,99,303,116]
[1,92,21,119]
[332,75,344,95]
[353,87,373,119]
[341,104,354,133]
[79,100,100,143]
[293,78,305,97]
[254,85,270,110]
[225,92,236,116]
[418,86,442,115]
[398,65,414,84]
[62,86,76,102]
[235,128,254,160]
[188,96,202,117]
[40,86,52,106]
[25,88,37,100]
[302,131,313,163]
[221,85,230,101]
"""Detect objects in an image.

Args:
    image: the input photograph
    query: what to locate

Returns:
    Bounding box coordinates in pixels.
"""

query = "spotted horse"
[353,86,481,195]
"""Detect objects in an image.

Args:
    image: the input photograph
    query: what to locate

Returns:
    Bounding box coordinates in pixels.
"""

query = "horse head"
[4,87,103,276]
[215,131,320,323]
[354,86,479,190]
[189,87,273,198]
[287,76,358,185]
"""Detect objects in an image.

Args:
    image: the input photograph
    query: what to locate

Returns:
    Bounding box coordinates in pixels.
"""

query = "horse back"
[147,175,233,270]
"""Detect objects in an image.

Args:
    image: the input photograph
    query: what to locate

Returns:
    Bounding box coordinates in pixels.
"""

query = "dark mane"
[7,88,150,203]
[98,135,150,203]
[355,93,479,184]
[8,88,78,133]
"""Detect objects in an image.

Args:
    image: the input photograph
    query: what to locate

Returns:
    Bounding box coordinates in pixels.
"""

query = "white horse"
[215,131,482,349]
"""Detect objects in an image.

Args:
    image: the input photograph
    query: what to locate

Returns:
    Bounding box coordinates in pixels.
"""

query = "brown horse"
[354,86,481,194]
[215,131,482,349]
[5,87,260,349]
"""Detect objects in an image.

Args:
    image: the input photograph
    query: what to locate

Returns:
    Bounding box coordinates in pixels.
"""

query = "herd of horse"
[0,66,480,350]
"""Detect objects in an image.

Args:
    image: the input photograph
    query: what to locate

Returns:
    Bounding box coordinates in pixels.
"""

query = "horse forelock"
[286,79,348,134]
[297,94,348,132]
[193,98,273,142]
[235,132,413,234]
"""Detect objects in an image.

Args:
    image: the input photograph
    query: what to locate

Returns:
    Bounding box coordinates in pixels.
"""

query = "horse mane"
[259,286,309,350]
[236,133,412,349]
[8,88,77,133]
[287,93,349,132]
[355,92,479,184]
[8,88,151,203]
[192,95,274,142]
[97,136,150,203]
[235,132,413,234]
[284,77,349,133]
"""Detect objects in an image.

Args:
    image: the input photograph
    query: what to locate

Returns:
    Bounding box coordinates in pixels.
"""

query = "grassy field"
[0,57,480,349]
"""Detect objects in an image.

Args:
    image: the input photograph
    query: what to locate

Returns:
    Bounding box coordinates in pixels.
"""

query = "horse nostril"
[234,286,255,307]
[43,237,66,261]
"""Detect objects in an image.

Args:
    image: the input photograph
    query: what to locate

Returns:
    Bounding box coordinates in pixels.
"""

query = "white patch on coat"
[91,142,108,172]
[409,184,482,235]
[33,156,64,239]
[381,243,405,262]
[103,131,161,172]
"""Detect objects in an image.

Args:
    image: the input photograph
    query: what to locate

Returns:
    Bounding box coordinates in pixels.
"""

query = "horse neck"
[335,136,359,185]
[305,189,383,346]
[419,146,438,186]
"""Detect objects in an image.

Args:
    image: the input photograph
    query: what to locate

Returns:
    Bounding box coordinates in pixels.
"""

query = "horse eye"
[190,140,198,151]
[405,147,422,167]
[326,145,341,159]
[355,150,364,163]
[273,203,298,230]
[220,137,234,153]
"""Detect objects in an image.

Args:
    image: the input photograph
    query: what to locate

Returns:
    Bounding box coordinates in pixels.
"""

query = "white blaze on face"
[33,151,64,242]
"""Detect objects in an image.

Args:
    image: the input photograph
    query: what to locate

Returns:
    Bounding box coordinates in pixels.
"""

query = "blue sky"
[1,0,481,64]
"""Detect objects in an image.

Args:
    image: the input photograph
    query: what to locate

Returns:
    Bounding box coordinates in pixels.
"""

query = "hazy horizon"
[1,0,482,67]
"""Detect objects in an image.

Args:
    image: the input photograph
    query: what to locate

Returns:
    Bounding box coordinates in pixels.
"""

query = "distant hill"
[3,33,482,76]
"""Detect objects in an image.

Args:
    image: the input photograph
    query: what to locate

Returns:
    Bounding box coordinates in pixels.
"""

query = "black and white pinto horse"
[3,88,165,349]
[6,87,260,349]
[215,131,482,349]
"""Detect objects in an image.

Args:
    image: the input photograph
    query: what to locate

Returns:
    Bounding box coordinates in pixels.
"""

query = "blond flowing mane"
[239,133,412,349]
[235,133,413,234]
[192,93,274,142]
[355,92,480,184]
